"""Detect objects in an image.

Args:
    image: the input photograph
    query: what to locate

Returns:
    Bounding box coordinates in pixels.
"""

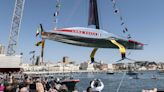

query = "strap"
[111,40,126,59]
[90,48,98,63]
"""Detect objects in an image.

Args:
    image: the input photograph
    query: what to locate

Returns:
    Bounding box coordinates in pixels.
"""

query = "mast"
[88,0,100,63]
[88,0,100,29]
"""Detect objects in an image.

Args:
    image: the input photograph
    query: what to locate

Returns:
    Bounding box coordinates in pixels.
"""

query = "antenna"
[7,0,25,56]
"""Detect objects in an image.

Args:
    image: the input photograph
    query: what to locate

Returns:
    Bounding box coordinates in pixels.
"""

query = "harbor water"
[57,71,164,92]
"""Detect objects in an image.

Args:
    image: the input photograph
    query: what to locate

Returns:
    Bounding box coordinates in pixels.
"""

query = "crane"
[7,0,25,55]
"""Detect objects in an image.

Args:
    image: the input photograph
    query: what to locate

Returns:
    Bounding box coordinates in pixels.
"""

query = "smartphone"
[29,83,36,90]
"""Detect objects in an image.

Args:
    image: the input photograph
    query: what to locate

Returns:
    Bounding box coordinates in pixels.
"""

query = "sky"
[0,0,164,64]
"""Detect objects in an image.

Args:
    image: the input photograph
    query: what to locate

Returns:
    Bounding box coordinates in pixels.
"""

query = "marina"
[1,71,163,92]
[75,71,164,92]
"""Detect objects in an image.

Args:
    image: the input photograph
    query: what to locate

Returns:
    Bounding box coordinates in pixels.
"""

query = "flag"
[121,22,124,25]
[36,27,41,37]
[36,30,39,36]
[54,11,59,16]
[125,27,128,32]
[29,51,35,54]
[114,9,119,14]
[56,3,61,8]
[35,41,42,46]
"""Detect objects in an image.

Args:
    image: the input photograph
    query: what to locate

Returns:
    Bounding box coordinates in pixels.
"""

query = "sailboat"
[106,71,115,75]
[35,0,144,91]
[126,63,139,79]
[37,0,144,63]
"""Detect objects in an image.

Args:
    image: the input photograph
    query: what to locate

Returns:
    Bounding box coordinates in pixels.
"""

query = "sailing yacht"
[38,0,144,63]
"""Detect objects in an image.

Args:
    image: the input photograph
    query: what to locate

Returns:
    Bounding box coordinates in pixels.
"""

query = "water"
[68,71,164,92]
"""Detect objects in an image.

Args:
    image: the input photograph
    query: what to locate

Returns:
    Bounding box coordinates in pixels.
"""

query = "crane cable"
[116,71,126,92]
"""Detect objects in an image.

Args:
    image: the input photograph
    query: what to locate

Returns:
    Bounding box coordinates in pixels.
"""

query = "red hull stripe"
[128,40,144,46]
[62,79,80,83]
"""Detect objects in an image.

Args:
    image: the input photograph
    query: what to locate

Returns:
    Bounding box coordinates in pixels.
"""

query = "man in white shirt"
[91,79,104,92]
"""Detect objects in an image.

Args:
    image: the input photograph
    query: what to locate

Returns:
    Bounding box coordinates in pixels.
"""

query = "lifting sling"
[90,48,98,63]
[111,39,126,59]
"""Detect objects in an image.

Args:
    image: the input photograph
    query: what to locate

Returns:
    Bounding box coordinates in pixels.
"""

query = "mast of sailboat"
[88,0,128,62]
[88,0,100,63]
[88,0,100,29]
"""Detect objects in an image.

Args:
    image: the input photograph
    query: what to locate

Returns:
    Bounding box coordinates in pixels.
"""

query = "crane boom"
[7,0,25,55]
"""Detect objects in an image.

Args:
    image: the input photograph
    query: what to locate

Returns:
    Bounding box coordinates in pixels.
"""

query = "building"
[0,54,22,72]
[98,64,108,70]
[0,44,5,54]
[113,63,126,70]
[146,62,158,70]
[21,64,47,71]
[21,61,80,72]
[79,61,94,71]
[63,56,70,63]
[157,62,164,69]
[108,64,114,70]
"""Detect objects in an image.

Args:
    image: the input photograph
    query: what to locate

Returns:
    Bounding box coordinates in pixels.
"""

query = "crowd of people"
[0,72,71,92]
[0,72,104,92]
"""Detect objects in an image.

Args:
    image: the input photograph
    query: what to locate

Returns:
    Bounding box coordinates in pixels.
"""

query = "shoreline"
[23,70,106,74]
[23,70,160,75]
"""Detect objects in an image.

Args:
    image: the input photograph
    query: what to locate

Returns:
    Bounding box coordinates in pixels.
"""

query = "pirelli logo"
[56,29,101,36]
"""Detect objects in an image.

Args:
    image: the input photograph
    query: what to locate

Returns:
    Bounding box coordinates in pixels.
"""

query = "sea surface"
[57,71,164,92]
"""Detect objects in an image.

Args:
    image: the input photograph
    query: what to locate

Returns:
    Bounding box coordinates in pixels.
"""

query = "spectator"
[91,79,104,92]
[86,86,92,92]
[19,87,28,92]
